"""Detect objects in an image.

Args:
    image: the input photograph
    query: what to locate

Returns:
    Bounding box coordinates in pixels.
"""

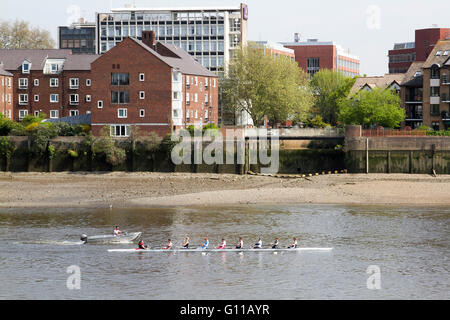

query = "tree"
[0,20,55,49]
[222,45,314,127]
[310,69,356,126]
[338,88,405,128]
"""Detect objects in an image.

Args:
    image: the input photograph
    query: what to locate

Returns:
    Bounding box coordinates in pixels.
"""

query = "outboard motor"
[80,234,88,243]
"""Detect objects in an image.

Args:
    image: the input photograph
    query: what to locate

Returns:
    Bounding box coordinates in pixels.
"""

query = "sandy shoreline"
[1,172,449,209]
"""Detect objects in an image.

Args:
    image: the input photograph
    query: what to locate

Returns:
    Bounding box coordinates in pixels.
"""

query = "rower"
[182,237,190,249]
[216,238,226,249]
[287,237,298,249]
[253,237,262,249]
[113,226,122,237]
[164,239,173,250]
[235,237,244,249]
[201,237,209,249]
[271,238,279,249]
[137,240,147,250]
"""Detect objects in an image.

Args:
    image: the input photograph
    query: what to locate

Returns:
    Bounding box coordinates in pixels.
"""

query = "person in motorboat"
[113,226,123,237]
[201,237,209,250]
[181,237,190,249]
[271,238,279,249]
[137,240,147,250]
[164,239,173,250]
[252,237,262,249]
[287,237,298,249]
[216,238,226,249]
[235,237,244,249]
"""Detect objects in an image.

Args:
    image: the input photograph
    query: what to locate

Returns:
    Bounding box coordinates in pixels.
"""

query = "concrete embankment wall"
[345,126,450,174]
[0,136,345,175]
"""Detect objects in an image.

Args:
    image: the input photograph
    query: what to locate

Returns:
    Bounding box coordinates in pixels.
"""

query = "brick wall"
[0,75,13,119]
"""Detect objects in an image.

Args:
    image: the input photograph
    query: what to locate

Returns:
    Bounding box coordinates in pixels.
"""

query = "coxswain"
[235,237,244,249]
[137,240,147,250]
[288,237,298,249]
[271,238,279,249]
[253,237,262,249]
[113,226,122,236]
[182,237,190,249]
[216,238,226,249]
[164,239,173,250]
[201,237,209,249]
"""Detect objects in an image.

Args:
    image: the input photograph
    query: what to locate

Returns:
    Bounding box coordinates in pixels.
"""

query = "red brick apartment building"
[0,49,99,121]
[90,31,218,137]
[0,33,218,137]
[0,65,13,119]
[282,38,360,77]
[389,28,450,74]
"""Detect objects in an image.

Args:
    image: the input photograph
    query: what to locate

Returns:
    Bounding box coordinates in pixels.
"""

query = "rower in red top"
[137,240,147,250]
[164,239,173,250]
[216,238,226,249]
[113,226,122,237]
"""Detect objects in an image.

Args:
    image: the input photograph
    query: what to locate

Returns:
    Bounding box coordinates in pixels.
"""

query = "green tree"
[338,88,405,128]
[310,69,356,126]
[0,20,55,49]
[222,45,314,126]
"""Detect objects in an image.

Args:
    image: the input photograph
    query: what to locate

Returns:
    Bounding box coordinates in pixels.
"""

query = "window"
[213,79,216,87]
[34,79,39,86]
[50,110,59,119]
[204,78,208,88]
[70,94,79,105]
[186,109,190,120]
[51,64,59,73]
[307,58,320,76]
[34,95,39,102]
[205,94,209,105]
[34,111,40,117]
[139,109,145,117]
[111,73,129,86]
[98,101,103,108]
[436,51,442,56]
[86,79,91,86]
[110,125,130,137]
[50,94,59,103]
[186,93,190,105]
[7,78,11,88]
[139,73,145,82]
[186,76,190,87]
[194,93,198,103]
[19,110,28,120]
[430,87,440,97]
[139,91,145,99]
[173,109,179,118]
[431,67,440,79]
[70,78,79,89]
[432,122,440,131]
[118,108,127,118]
[173,91,181,100]
[50,78,59,87]
[70,110,79,116]
[205,110,209,119]
[195,77,198,86]
[19,94,28,105]
[19,78,28,89]
[172,71,181,82]
[111,91,130,104]
[431,104,440,115]
[86,95,91,102]
[22,62,30,74]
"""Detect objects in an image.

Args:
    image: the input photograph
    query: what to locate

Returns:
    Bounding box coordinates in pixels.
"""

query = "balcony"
[405,112,423,121]
[442,112,450,120]
[405,96,422,104]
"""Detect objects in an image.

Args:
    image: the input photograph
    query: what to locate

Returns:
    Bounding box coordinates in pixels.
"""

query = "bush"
[0,114,15,136]
[91,127,127,166]
[0,136,16,158]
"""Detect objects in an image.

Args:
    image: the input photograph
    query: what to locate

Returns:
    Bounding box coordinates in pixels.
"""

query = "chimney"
[142,31,156,50]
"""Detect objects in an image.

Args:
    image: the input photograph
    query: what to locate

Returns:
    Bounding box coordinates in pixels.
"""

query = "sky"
[1,0,449,76]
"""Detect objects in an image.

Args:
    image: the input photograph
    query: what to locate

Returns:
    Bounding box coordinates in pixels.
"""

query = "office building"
[59,18,97,54]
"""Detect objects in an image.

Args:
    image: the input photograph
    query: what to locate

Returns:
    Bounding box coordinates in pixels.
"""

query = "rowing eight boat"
[108,247,333,253]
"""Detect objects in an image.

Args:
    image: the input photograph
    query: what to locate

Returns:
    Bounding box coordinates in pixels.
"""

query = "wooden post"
[366,138,369,174]
[409,151,413,174]
[387,151,391,174]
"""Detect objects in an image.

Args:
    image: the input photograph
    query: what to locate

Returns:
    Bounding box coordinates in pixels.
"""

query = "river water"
[0,205,448,300]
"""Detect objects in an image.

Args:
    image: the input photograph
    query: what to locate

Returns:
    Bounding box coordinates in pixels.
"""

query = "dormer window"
[51,64,59,73]
[414,71,422,77]
[22,61,30,74]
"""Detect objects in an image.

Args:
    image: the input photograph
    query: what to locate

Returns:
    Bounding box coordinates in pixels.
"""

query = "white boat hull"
[82,232,142,244]
[108,247,333,253]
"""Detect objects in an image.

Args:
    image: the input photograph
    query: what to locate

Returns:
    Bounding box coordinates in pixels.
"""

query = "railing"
[405,113,423,120]
[362,128,428,137]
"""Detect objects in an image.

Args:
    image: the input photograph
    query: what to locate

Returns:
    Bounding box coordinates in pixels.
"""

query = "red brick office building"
[0,49,99,121]
[282,38,360,77]
[388,28,450,74]
[0,65,13,119]
[90,31,219,137]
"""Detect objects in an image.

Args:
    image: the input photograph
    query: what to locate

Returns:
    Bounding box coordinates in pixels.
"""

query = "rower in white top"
[235,237,244,249]
[164,239,173,250]
[216,238,226,249]
[287,237,298,249]
[252,237,262,249]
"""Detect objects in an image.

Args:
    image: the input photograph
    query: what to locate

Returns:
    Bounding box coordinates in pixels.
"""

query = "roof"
[0,49,99,71]
[422,40,450,68]
[111,6,242,12]
[350,74,405,95]
[129,38,216,77]
[0,66,13,77]
[401,61,425,87]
